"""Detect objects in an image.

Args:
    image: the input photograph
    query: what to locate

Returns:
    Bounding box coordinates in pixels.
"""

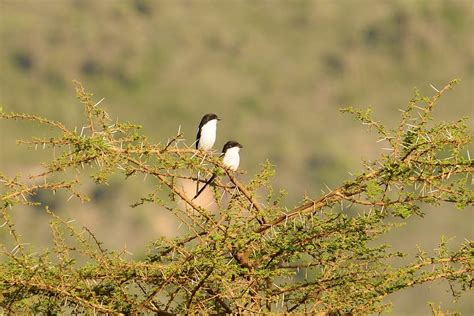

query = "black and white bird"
[196,113,220,150]
[193,140,243,200]
[195,113,220,195]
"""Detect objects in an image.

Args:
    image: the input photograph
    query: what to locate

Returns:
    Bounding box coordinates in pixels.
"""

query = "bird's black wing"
[196,115,209,149]
[195,127,201,149]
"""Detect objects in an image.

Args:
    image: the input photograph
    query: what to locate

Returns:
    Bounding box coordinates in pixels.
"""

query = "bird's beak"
[217,118,222,121]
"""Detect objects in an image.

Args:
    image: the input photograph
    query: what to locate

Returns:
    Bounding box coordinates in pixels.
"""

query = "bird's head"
[222,141,243,154]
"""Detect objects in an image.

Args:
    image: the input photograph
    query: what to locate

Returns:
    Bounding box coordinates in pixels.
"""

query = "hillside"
[0,1,472,313]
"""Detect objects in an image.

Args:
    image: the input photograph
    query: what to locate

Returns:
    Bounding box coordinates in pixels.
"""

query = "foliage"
[0,80,472,314]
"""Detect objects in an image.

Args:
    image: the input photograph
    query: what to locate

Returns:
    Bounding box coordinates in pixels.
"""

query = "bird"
[195,113,220,195]
[196,113,220,151]
[193,140,243,200]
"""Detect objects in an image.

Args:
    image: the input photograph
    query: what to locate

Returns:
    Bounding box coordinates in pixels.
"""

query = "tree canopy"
[0,80,472,314]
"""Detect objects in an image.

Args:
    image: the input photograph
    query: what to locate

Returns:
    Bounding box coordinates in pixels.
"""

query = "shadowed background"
[0,0,473,313]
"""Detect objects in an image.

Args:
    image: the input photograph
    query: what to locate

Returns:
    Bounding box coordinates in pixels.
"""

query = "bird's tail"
[193,173,216,200]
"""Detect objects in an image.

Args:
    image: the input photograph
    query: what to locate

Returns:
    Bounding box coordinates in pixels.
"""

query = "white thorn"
[429,84,440,93]
[94,97,105,107]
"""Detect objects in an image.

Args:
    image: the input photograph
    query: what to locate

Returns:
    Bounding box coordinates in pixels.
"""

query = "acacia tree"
[0,80,472,314]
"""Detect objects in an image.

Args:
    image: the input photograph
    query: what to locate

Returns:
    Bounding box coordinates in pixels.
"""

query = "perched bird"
[195,113,220,195]
[193,141,243,200]
[196,113,220,150]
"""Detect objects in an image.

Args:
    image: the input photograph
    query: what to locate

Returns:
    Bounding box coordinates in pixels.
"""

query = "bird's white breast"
[198,119,217,151]
[223,147,240,171]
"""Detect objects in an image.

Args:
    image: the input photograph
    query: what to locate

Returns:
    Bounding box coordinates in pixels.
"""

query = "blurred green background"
[0,0,473,314]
